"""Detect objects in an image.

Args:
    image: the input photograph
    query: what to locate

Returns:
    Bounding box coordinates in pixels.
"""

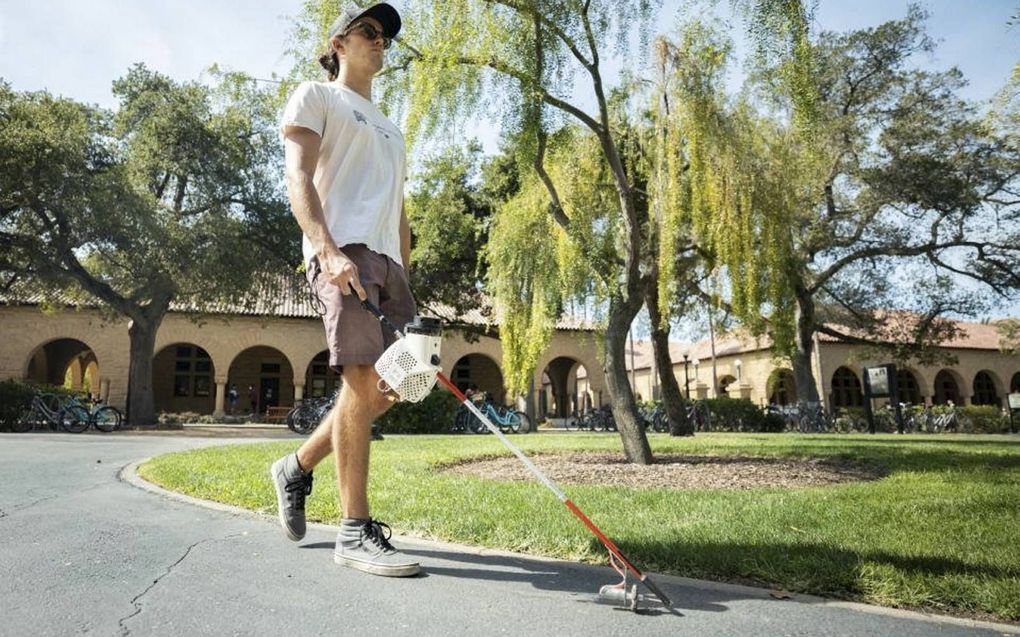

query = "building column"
[213,381,226,417]
[294,382,305,404]
[100,378,111,402]
[69,358,83,390]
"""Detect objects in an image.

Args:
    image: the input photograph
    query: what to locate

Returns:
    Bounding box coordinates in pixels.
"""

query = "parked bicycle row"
[12,391,123,433]
[284,391,384,439]
[452,398,532,434]
[761,401,1004,434]
[278,393,1005,437]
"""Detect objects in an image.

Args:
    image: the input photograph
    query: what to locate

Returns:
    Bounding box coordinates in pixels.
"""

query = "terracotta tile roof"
[678,318,1015,364]
[0,277,596,331]
[587,317,1017,376]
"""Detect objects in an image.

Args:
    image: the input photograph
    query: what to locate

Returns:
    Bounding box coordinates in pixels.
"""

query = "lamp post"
[682,354,691,399]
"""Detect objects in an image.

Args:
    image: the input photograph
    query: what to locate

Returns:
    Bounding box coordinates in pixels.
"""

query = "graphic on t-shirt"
[353,110,368,125]
[373,124,391,139]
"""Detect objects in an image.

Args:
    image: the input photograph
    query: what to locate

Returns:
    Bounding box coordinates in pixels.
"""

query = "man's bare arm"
[283,126,365,298]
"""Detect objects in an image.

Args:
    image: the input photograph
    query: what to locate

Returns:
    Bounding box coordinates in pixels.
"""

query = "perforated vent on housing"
[374,335,441,403]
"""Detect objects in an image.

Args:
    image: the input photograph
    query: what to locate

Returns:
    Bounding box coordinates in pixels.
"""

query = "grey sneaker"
[270,454,313,541]
[334,519,420,577]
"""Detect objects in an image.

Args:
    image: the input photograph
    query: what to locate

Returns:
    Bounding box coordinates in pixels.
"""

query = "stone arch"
[540,356,587,419]
[971,370,1002,406]
[831,366,864,408]
[228,346,296,414]
[717,374,737,397]
[451,353,505,403]
[895,368,922,405]
[304,350,341,399]
[153,343,216,414]
[933,369,963,405]
[766,368,797,405]
[23,338,97,390]
[534,339,603,417]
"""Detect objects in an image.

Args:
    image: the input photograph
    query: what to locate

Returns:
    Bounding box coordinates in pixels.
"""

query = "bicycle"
[688,401,711,432]
[795,401,831,433]
[638,403,670,433]
[63,395,123,432]
[286,392,336,435]
[586,405,616,432]
[15,393,89,433]
[456,399,530,434]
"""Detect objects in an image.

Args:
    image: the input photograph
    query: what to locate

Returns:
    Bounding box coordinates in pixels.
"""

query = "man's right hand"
[319,248,366,299]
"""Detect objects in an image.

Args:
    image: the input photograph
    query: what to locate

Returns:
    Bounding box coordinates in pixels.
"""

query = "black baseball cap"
[328,3,402,40]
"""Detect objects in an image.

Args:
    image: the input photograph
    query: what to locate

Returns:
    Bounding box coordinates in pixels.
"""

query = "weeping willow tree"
[651,18,822,393]
[284,0,819,463]
[655,7,1020,410]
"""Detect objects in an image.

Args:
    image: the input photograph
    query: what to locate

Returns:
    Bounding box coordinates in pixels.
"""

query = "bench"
[264,405,292,424]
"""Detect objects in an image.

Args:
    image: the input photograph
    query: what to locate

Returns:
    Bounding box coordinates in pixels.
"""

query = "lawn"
[138,432,1020,621]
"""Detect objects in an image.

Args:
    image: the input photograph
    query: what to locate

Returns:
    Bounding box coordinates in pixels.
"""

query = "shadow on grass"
[764,442,1020,473]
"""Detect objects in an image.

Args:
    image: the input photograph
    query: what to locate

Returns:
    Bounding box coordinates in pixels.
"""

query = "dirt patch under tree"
[441,453,885,490]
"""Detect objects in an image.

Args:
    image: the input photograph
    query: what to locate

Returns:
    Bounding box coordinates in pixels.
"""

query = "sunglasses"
[345,22,392,49]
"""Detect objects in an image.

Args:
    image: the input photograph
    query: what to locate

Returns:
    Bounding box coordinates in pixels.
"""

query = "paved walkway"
[1,432,1015,636]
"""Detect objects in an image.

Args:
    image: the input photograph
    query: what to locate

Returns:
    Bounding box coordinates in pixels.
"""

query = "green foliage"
[702,397,784,432]
[405,143,489,316]
[0,67,297,313]
[484,174,560,395]
[736,0,820,135]
[0,379,34,432]
[0,67,299,425]
[960,406,1012,434]
[653,21,816,353]
[375,390,461,434]
[483,128,622,395]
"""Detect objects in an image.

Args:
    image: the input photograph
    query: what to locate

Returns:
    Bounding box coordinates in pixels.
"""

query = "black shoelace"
[284,471,313,511]
[361,519,396,553]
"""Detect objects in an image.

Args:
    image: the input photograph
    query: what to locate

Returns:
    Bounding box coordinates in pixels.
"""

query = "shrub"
[0,379,35,432]
[376,390,461,434]
[960,405,1010,434]
[703,397,782,432]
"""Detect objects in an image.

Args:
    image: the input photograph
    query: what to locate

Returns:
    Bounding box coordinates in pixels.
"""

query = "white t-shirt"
[281,81,406,267]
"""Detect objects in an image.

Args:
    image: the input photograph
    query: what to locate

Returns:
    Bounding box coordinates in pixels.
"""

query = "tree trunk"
[605,294,654,464]
[792,288,821,405]
[644,278,693,436]
[126,314,163,427]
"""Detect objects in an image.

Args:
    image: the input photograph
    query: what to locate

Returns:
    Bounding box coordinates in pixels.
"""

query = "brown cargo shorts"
[307,243,417,372]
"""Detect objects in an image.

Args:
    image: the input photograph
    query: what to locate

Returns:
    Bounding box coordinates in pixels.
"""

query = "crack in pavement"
[117,531,247,636]
[1,482,111,521]
[1,494,61,517]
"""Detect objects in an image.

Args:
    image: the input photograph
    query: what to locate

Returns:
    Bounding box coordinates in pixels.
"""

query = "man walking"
[270,3,418,577]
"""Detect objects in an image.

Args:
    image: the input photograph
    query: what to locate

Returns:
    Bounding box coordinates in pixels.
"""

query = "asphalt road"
[1,432,1015,637]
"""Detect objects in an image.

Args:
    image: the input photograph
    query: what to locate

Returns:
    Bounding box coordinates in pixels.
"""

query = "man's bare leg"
[295,402,338,473]
[331,365,419,576]
[333,365,392,518]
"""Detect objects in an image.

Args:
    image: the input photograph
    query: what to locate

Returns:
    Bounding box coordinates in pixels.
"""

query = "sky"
[1,0,1018,330]
[2,1,1016,128]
